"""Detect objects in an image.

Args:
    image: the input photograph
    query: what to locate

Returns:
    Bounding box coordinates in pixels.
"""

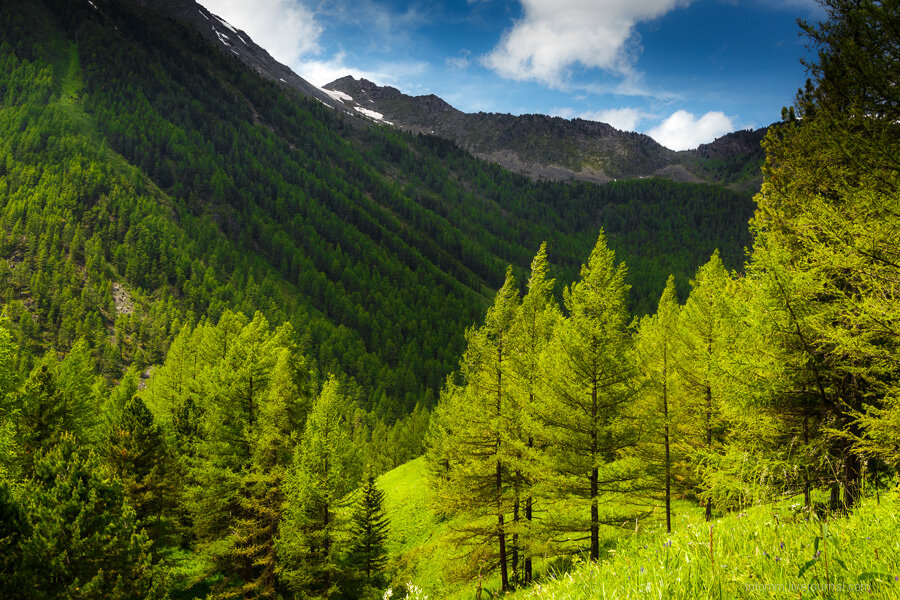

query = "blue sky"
[199,0,825,150]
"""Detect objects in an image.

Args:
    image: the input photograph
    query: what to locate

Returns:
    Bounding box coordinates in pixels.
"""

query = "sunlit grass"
[514,493,900,599]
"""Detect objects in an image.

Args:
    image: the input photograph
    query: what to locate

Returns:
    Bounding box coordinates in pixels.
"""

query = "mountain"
[124,0,354,114]
[325,76,768,192]
[0,0,752,417]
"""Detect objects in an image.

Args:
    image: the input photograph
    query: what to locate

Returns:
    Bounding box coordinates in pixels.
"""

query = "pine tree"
[106,394,173,543]
[347,473,390,591]
[19,434,166,599]
[538,231,640,561]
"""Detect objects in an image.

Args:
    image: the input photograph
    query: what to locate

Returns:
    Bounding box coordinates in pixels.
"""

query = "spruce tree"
[348,473,390,591]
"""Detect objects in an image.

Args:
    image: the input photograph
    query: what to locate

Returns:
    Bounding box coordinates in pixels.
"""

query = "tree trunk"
[663,365,671,534]
[524,491,533,583]
[512,494,519,586]
[497,458,509,592]
[705,383,712,522]
[590,382,599,561]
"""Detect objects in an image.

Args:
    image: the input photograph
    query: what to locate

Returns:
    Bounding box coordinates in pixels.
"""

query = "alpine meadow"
[0,0,899,599]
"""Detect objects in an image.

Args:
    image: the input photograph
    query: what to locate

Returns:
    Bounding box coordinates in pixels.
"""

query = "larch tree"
[507,242,560,583]
[633,275,681,533]
[673,252,732,521]
[749,0,900,504]
[278,375,360,599]
[427,267,520,592]
[538,231,641,561]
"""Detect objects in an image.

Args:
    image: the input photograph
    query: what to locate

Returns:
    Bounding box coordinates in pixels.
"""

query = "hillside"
[377,459,900,599]
[325,76,767,192]
[0,0,753,415]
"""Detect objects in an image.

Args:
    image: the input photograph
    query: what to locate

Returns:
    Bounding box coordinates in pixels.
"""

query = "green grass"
[378,457,465,598]
[378,460,900,599]
[512,494,900,600]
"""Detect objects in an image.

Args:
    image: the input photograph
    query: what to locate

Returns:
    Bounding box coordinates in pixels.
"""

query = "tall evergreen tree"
[674,252,732,521]
[507,243,560,583]
[749,0,900,507]
[538,231,640,561]
[347,473,390,592]
[18,434,166,599]
[427,268,520,592]
[633,276,681,533]
[279,375,360,599]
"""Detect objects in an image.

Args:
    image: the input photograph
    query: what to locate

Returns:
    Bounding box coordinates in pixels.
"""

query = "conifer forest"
[0,0,898,598]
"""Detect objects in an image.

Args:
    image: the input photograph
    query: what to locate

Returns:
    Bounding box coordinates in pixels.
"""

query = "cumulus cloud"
[483,0,692,87]
[297,51,428,88]
[199,0,322,66]
[554,107,646,131]
[647,110,733,151]
[580,108,646,131]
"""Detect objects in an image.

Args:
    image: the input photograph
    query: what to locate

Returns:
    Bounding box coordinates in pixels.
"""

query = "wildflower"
[641,567,645,573]
[780,542,785,550]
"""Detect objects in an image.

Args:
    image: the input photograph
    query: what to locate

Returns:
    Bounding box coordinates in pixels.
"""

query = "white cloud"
[297,51,428,88]
[554,107,646,131]
[581,108,646,131]
[647,110,733,150]
[483,0,692,87]
[446,50,472,70]
[199,0,322,65]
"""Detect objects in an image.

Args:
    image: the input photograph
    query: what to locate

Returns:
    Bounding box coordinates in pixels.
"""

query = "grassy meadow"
[378,459,900,599]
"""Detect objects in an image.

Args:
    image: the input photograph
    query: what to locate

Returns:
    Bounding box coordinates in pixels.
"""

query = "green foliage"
[279,376,362,599]
[14,434,166,599]
[0,0,753,418]
[536,232,641,560]
[347,473,391,594]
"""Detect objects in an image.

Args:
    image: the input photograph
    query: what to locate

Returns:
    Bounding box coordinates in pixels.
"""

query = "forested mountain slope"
[1,0,751,415]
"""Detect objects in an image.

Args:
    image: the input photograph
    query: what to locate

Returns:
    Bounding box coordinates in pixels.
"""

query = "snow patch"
[216,16,238,34]
[214,29,231,46]
[88,0,97,9]
[200,10,209,20]
[354,106,384,121]
[322,88,353,103]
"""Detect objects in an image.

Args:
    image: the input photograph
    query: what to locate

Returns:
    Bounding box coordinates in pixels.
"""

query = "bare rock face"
[325,76,769,190]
